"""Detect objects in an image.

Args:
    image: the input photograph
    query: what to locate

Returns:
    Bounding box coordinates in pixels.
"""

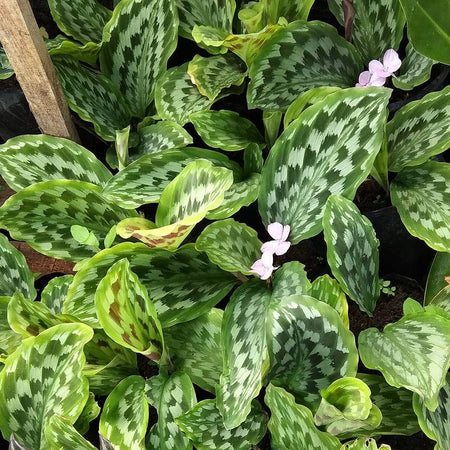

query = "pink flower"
[261,222,291,256]
[369,49,402,78]
[355,71,372,87]
[251,252,277,280]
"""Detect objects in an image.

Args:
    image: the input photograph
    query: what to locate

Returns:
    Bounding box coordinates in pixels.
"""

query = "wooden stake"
[0,0,80,142]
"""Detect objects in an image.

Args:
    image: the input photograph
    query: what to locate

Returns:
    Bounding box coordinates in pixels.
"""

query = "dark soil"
[354,177,390,213]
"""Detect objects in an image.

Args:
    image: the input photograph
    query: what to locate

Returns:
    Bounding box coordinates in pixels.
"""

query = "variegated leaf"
[53,56,131,141]
[341,438,391,450]
[425,252,450,304]
[247,21,362,110]
[164,309,223,393]
[100,375,148,450]
[259,88,390,243]
[358,373,420,435]
[429,286,450,317]
[85,363,137,396]
[0,47,13,80]
[146,372,196,450]
[48,0,111,43]
[175,399,267,450]
[391,161,450,252]
[358,312,450,410]
[309,275,349,328]
[206,173,261,220]
[118,161,233,249]
[0,180,135,261]
[41,275,74,314]
[0,297,21,355]
[155,63,213,125]
[413,373,450,449]
[188,54,247,101]
[64,243,236,327]
[271,261,311,300]
[46,415,96,450]
[191,110,264,151]
[0,234,36,299]
[393,42,435,91]
[74,392,101,435]
[196,219,261,275]
[268,295,358,410]
[323,195,380,315]
[244,143,264,175]
[100,0,178,118]
[351,0,405,62]
[176,0,236,39]
[387,86,450,172]
[265,384,341,450]
[0,134,112,191]
[217,280,271,429]
[102,147,241,209]
[47,35,100,66]
[95,258,163,360]
[0,323,93,449]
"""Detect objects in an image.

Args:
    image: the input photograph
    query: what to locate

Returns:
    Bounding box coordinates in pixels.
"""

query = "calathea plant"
[0,0,449,449]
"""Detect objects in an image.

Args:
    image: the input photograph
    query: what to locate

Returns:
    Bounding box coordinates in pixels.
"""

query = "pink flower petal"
[368,59,385,76]
[260,266,274,280]
[383,49,401,73]
[250,259,266,277]
[275,241,291,256]
[369,73,387,86]
[358,71,371,86]
[261,251,274,266]
[267,222,284,240]
[261,240,279,254]
[281,225,290,241]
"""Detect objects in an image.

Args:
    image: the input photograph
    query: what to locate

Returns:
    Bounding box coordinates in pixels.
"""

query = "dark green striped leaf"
[387,86,450,172]
[100,376,148,450]
[259,88,390,244]
[100,0,178,118]
[146,372,196,450]
[265,384,341,450]
[271,262,311,300]
[0,297,21,355]
[391,162,450,252]
[63,243,236,328]
[0,180,135,262]
[341,438,392,450]
[244,143,264,175]
[46,415,96,450]
[0,47,13,80]
[429,286,450,318]
[247,21,362,110]
[0,323,93,449]
[323,195,380,315]
[155,63,213,125]
[41,275,73,314]
[0,234,36,300]
[176,399,267,450]
[425,252,450,303]
[164,309,223,393]
[191,110,264,151]
[358,312,450,410]
[0,134,112,191]
[196,219,261,275]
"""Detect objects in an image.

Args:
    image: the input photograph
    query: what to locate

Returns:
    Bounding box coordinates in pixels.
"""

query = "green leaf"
[74,392,101,435]
[175,399,267,450]
[41,275,73,314]
[146,372,196,450]
[358,312,450,410]
[323,195,380,315]
[0,47,13,80]
[387,86,450,172]
[85,363,137,396]
[187,54,247,102]
[100,0,178,118]
[0,135,112,191]
[391,161,450,252]
[64,243,236,328]
[191,110,264,151]
[47,36,100,66]
[425,252,450,303]
[351,0,405,62]
[196,219,261,275]
[398,0,450,64]
[0,234,36,300]
[265,384,341,450]
[358,373,420,436]
[53,56,131,141]
[48,0,111,44]
[341,438,392,450]
[267,295,358,411]
[393,42,435,91]
[271,261,311,300]
[71,225,100,249]
[155,63,213,125]
[95,259,163,360]
[429,286,450,317]
[206,173,261,220]
[164,309,223,393]
[309,275,349,328]
[247,21,362,110]
[0,180,135,261]
[244,144,264,175]
[102,147,241,209]
[413,373,450,449]
[0,297,22,355]
[259,88,390,244]
[217,280,271,429]
[100,375,148,450]
[46,415,97,450]
[0,323,93,449]
[176,0,236,39]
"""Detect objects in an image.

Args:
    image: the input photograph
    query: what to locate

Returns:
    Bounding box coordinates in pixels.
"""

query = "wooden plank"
[0,0,80,141]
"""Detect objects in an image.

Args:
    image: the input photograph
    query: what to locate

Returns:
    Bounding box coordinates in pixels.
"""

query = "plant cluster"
[0,0,449,449]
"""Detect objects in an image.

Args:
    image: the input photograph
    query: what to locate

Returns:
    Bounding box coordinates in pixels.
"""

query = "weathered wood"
[0,0,80,141]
